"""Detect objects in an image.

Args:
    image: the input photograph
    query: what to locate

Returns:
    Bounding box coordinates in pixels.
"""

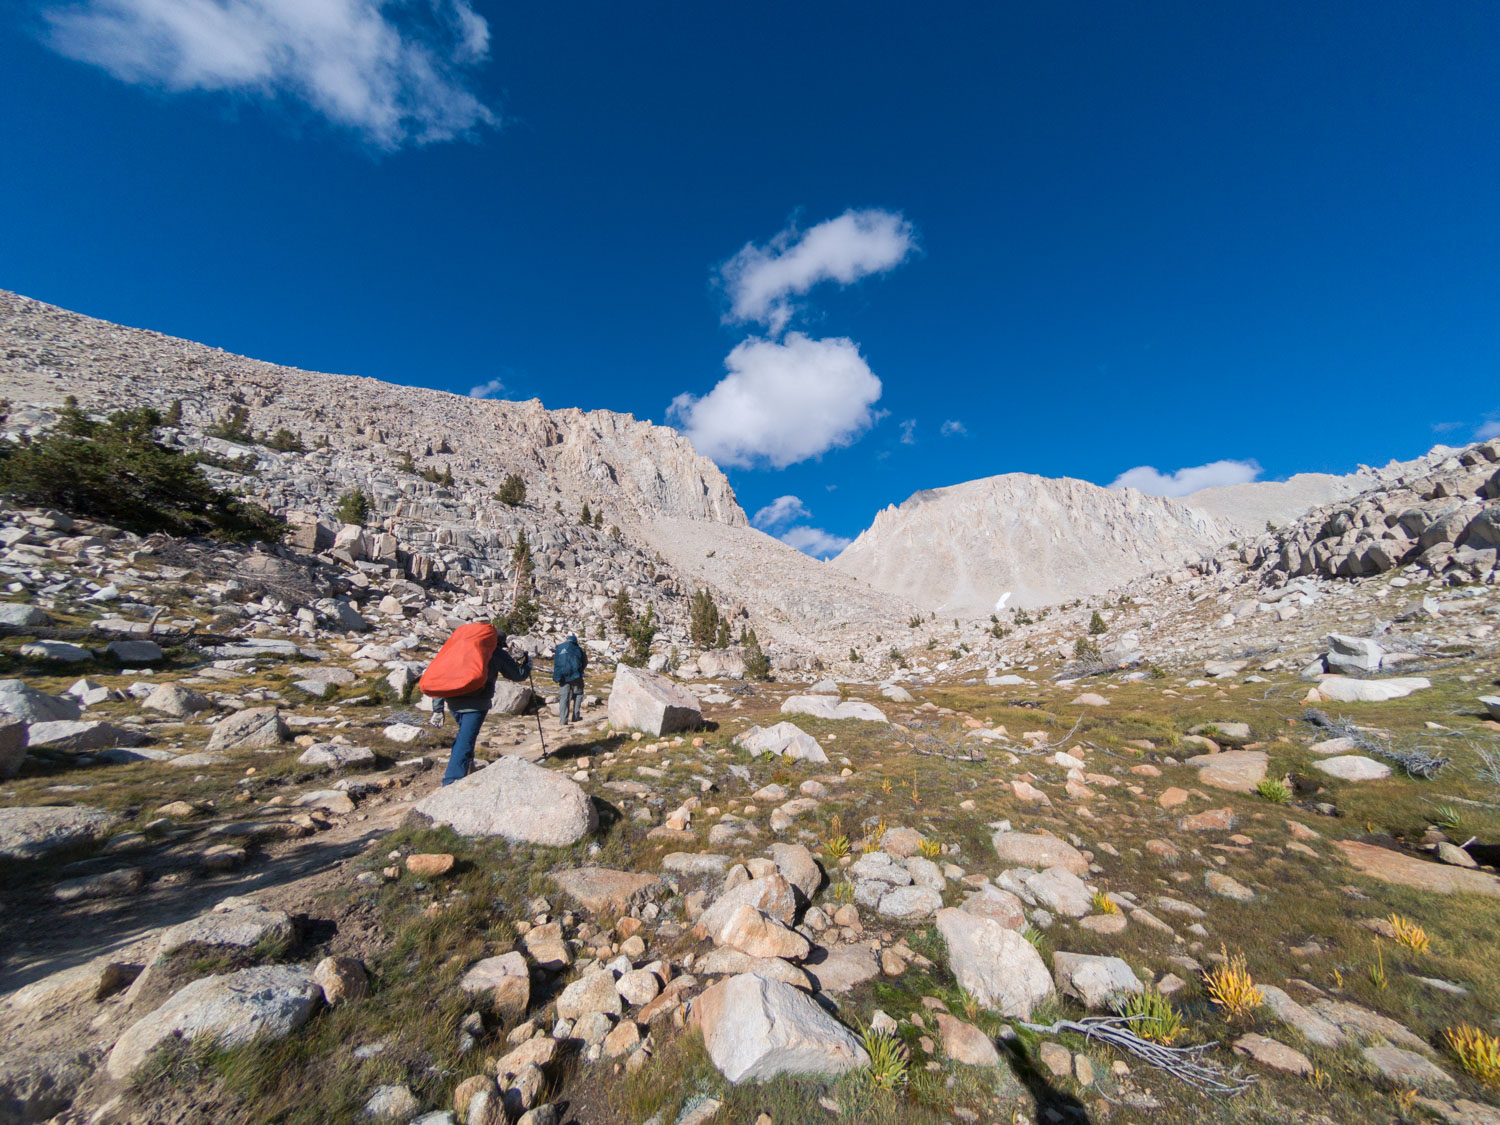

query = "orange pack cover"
[418,623,500,698]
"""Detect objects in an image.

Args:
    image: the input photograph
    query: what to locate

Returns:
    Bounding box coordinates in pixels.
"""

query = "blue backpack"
[552,639,584,683]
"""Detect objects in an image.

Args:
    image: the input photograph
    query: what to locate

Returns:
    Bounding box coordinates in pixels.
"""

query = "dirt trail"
[0,712,603,997]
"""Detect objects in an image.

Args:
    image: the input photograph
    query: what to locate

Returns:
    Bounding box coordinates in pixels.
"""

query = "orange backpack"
[418,623,500,698]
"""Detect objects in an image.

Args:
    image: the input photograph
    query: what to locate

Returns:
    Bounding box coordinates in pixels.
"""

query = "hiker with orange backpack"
[419,622,532,786]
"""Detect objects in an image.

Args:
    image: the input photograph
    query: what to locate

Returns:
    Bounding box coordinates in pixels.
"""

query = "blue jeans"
[442,708,487,785]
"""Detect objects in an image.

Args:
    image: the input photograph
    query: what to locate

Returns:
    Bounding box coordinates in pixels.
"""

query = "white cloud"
[940,419,967,437]
[898,418,917,445]
[1109,459,1263,497]
[43,0,497,149]
[751,495,810,530]
[468,377,506,399]
[1476,420,1500,441]
[719,208,916,334]
[669,332,882,469]
[779,525,851,558]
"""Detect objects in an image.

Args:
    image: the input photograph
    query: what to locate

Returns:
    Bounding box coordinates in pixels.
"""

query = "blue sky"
[2,2,1497,556]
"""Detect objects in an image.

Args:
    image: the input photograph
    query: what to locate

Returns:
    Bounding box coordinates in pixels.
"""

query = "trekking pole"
[527,669,547,758]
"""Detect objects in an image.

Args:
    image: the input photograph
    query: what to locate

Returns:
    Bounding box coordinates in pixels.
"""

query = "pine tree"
[742,627,770,680]
[689,589,722,647]
[335,489,368,526]
[496,473,526,506]
[163,399,183,427]
[612,588,632,633]
[1088,610,1107,635]
[580,501,592,525]
[623,603,656,667]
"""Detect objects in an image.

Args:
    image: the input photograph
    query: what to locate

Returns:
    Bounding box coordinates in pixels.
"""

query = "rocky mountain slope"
[0,290,919,655]
[830,473,1229,615]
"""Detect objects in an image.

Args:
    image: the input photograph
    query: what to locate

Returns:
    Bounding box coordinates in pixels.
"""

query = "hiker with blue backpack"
[552,633,588,724]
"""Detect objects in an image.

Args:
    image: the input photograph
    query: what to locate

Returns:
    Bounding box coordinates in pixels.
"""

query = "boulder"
[556,969,622,1021]
[1022,867,1092,917]
[1052,952,1143,1010]
[0,602,48,626]
[692,973,869,1083]
[877,885,943,920]
[935,908,1054,1018]
[1481,696,1500,721]
[780,696,888,723]
[158,899,293,955]
[935,1013,1001,1067]
[991,831,1088,875]
[25,720,138,752]
[1233,1033,1313,1076]
[961,885,1027,930]
[0,714,25,779]
[550,867,660,914]
[412,756,597,846]
[1314,755,1392,782]
[0,806,119,860]
[708,903,810,961]
[19,640,91,664]
[206,707,289,751]
[1184,750,1268,793]
[490,681,534,716]
[1333,841,1500,897]
[460,951,530,1022]
[0,680,81,722]
[312,956,369,1006]
[1313,677,1431,703]
[1324,634,1384,674]
[298,743,377,770]
[766,842,822,903]
[106,965,322,1079]
[142,683,214,717]
[801,944,880,993]
[106,640,164,664]
[698,649,748,679]
[608,664,702,735]
[734,722,828,763]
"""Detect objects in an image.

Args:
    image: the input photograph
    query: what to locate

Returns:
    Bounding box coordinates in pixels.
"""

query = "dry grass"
[1203,947,1263,1021]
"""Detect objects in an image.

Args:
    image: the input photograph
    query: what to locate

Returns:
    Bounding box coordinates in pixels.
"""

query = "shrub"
[1388,914,1430,954]
[848,647,862,663]
[1114,987,1184,1045]
[742,629,771,681]
[908,615,922,629]
[888,647,907,668]
[622,604,656,667]
[163,399,183,426]
[918,838,941,860]
[858,1027,908,1092]
[265,428,304,453]
[206,404,254,442]
[0,405,281,542]
[1073,637,1100,660]
[1204,947,1263,1020]
[495,473,526,506]
[1254,778,1292,804]
[1088,610,1107,634]
[1090,890,1119,915]
[335,489,369,526]
[1444,1024,1500,1085]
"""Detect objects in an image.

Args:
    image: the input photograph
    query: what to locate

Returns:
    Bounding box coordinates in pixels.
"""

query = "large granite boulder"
[734,722,828,763]
[206,707,289,751]
[780,696,888,723]
[935,908,1054,1018]
[1052,952,1144,1010]
[692,973,869,1083]
[0,806,119,860]
[991,831,1088,875]
[106,966,322,1079]
[608,664,702,735]
[412,756,596,846]
[0,680,80,723]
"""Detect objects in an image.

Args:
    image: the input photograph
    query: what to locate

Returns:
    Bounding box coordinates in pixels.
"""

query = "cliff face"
[831,473,1229,614]
[0,290,745,529]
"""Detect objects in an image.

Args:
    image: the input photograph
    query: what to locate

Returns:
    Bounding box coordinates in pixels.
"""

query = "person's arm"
[495,646,531,683]
[579,647,588,677]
